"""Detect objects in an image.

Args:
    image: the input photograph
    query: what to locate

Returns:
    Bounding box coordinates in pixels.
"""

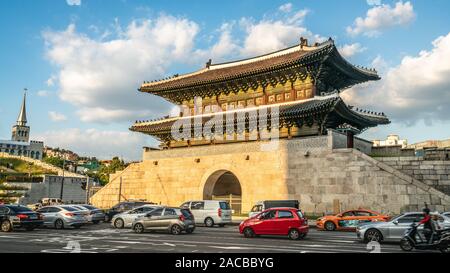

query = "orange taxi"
[316,209,390,231]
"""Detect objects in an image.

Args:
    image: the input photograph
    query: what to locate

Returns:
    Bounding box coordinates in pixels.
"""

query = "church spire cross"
[17,89,28,126]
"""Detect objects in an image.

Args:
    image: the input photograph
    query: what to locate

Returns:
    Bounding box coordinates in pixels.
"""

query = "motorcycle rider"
[419,207,433,243]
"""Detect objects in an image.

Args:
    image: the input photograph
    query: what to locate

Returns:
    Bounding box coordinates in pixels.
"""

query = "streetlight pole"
[85,175,90,204]
[59,159,65,200]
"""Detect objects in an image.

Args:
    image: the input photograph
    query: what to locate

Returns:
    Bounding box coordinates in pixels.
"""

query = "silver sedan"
[71,205,105,224]
[112,205,161,229]
[357,212,450,243]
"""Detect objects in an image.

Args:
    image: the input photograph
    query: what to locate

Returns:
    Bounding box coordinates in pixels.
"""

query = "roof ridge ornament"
[206,59,212,69]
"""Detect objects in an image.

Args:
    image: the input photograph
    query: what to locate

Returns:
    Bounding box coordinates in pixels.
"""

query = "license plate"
[188,225,194,228]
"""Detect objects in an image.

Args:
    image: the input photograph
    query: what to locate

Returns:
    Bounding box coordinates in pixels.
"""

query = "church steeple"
[17,89,27,126]
[11,89,30,143]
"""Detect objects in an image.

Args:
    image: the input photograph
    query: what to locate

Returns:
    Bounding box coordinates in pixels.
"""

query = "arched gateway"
[203,170,242,215]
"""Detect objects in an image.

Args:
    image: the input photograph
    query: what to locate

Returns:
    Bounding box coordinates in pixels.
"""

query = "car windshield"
[60,206,78,212]
[181,209,192,218]
[219,202,230,210]
[82,205,96,210]
[296,210,304,219]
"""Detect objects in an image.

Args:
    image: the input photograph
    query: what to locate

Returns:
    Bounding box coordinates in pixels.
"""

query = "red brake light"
[17,214,28,220]
[179,215,186,221]
[218,208,222,217]
[65,213,74,217]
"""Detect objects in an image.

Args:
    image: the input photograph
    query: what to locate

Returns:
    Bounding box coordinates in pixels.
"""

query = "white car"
[112,205,161,229]
[181,200,232,227]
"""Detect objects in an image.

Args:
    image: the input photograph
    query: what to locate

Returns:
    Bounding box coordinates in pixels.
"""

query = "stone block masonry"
[91,136,450,214]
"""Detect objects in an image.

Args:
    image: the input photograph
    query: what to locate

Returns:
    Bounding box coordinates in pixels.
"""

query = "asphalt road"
[0,223,410,253]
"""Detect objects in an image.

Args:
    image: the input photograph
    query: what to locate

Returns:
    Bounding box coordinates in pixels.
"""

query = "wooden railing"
[212,194,242,215]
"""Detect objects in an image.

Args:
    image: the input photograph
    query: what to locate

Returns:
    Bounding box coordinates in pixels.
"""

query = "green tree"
[43,156,65,169]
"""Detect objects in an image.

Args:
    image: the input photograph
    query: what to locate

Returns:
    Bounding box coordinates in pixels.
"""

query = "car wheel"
[205,217,214,228]
[25,226,35,231]
[288,229,300,240]
[364,229,383,243]
[171,224,182,235]
[1,220,13,232]
[54,219,65,230]
[133,223,145,234]
[186,228,195,234]
[324,221,336,231]
[400,238,414,252]
[114,218,125,229]
[439,245,450,253]
[243,227,255,238]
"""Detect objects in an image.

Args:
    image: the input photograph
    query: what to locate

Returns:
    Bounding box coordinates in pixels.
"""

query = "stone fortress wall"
[90,130,450,214]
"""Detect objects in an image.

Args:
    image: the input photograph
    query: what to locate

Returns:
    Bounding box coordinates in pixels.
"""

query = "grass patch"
[0,158,56,175]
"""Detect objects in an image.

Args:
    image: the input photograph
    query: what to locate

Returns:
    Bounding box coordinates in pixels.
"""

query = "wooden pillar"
[347,131,354,149]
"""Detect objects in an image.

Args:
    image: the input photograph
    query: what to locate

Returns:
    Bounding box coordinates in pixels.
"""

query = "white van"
[181,200,232,227]
[249,200,300,218]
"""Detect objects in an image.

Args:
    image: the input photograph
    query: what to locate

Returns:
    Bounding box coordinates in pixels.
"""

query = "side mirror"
[145,214,152,218]
[393,220,399,225]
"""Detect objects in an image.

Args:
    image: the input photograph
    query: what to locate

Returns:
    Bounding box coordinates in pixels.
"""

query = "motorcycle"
[400,223,450,253]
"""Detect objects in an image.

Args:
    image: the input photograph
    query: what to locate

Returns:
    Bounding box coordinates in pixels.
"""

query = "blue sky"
[0,0,449,160]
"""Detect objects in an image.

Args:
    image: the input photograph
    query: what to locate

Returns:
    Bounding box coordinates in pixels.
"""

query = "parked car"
[239,208,309,240]
[71,204,105,224]
[316,209,390,231]
[0,204,44,232]
[132,207,195,235]
[249,200,300,218]
[104,201,155,222]
[181,200,232,227]
[36,205,88,229]
[356,212,450,243]
[112,205,161,229]
[443,212,450,218]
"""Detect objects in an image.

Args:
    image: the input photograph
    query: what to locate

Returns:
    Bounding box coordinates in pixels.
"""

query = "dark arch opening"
[203,170,242,214]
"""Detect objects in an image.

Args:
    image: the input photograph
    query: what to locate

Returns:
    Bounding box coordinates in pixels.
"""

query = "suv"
[132,207,195,235]
[239,208,309,240]
[181,200,232,227]
[104,201,154,222]
[1,205,44,232]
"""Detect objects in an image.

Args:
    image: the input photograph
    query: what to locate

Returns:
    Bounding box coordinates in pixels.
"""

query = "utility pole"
[59,159,66,200]
[118,176,123,203]
[85,175,90,204]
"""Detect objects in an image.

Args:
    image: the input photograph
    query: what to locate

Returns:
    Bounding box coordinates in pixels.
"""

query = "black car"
[104,201,155,222]
[0,205,44,232]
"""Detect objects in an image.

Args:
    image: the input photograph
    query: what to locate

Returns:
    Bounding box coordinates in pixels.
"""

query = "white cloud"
[48,111,67,122]
[43,16,200,123]
[338,43,367,58]
[35,128,150,161]
[367,0,382,6]
[66,0,81,6]
[37,90,51,97]
[347,1,415,37]
[46,75,57,87]
[342,32,450,124]
[279,3,293,13]
[239,9,325,57]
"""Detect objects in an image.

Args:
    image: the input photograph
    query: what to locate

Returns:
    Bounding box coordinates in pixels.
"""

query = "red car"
[239,208,309,240]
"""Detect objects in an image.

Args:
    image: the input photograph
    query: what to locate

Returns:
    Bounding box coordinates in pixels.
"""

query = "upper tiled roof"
[139,38,379,94]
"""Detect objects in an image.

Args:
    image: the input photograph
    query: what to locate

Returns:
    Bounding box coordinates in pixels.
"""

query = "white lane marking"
[210,246,250,250]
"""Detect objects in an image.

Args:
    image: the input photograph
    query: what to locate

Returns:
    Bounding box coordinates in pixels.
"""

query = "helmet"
[423,207,431,214]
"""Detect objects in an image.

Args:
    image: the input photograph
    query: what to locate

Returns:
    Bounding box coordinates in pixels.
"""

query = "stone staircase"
[376,157,450,196]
